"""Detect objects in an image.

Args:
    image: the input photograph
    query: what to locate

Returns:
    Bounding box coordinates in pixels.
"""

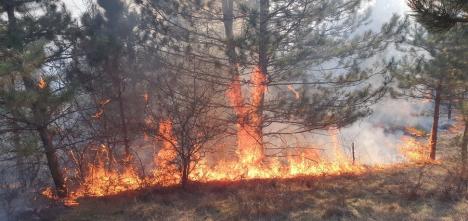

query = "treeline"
[0,0,466,200]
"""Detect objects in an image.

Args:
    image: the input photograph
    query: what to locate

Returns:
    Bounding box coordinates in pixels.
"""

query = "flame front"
[191,128,365,181]
[153,120,180,185]
[41,69,436,204]
[227,67,266,165]
[71,145,142,197]
[398,135,431,163]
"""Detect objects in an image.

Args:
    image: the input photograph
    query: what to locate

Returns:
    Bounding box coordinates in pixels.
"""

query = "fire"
[74,163,142,197]
[41,68,438,205]
[41,145,145,205]
[42,124,432,203]
[190,128,365,181]
[287,85,300,100]
[404,127,426,137]
[398,136,431,163]
[153,120,180,186]
[227,67,266,164]
[38,77,47,89]
[70,145,142,198]
[92,99,110,118]
[92,109,104,118]
[143,92,149,103]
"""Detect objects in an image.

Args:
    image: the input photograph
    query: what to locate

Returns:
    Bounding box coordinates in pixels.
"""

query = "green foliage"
[393,23,467,102]
[0,0,76,185]
[407,0,468,32]
[140,0,405,131]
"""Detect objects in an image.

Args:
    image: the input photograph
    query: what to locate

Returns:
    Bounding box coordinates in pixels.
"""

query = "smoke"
[339,97,433,165]
[263,96,435,166]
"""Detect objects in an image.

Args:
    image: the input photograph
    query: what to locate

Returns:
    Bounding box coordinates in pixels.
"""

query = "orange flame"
[398,136,431,163]
[404,127,426,137]
[38,77,47,89]
[287,85,300,100]
[143,92,149,103]
[72,145,142,197]
[190,128,365,182]
[153,120,180,185]
[227,67,266,165]
[41,70,439,205]
[92,109,104,119]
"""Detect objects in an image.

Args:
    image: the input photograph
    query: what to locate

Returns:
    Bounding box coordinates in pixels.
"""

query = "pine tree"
[140,0,403,161]
[70,0,146,166]
[407,0,468,31]
[394,24,467,160]
[0,0,74,198]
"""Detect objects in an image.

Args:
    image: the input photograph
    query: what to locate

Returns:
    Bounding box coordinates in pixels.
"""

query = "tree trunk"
[462,119,468,167]
[181,160,189,189]
[4,2,18,48]
[117,87,131,162]
[222,0,236,69]
[254,0,269,158]
[429,83,442,160]
[30,84,68,197]
[222,0,269,163]
[5,1,67,198]
[38,127,68,197]
[448,101,452,120]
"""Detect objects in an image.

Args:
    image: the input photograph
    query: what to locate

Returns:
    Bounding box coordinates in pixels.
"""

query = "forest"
[0,0,467,220]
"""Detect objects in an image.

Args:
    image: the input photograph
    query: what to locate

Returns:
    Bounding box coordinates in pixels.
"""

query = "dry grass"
[32,133,468,221]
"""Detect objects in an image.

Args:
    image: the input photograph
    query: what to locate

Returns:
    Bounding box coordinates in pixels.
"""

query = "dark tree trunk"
[106,57,131,163]
[255,0,269,157]
[222,0,235,68]
[181,160,189,189]
[462,119,468,167]
[117,88,131,161]
[258,0,269,74]
[4,2,18,48]
[21,75,68,197]
[447,101,452,120]
[5,4,16,29]
[38,127,68,197]
[4,0,67,198]
[429,83,442,160]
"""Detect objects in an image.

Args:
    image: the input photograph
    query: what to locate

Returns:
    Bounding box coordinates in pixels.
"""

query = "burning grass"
[41,128,434,206]
[39,67,437,203]
[38,69,443,208]
[35,163,468,221]
[31,127,468,221]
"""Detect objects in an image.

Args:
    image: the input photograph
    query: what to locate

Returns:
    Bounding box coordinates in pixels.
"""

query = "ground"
[31,131,468,221]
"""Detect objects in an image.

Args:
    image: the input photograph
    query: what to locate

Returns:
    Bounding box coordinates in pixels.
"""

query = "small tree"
[70,0,148,166]
[152,60,225,188]
[0,0,75,197]
[394,24,467,160]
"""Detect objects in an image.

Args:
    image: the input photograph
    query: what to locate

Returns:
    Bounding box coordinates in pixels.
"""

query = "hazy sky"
[367,0,410,28]
[62,0,411,22]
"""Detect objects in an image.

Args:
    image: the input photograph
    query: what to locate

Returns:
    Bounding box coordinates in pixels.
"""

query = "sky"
[62,0,411,20]
[368,0,410,26]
